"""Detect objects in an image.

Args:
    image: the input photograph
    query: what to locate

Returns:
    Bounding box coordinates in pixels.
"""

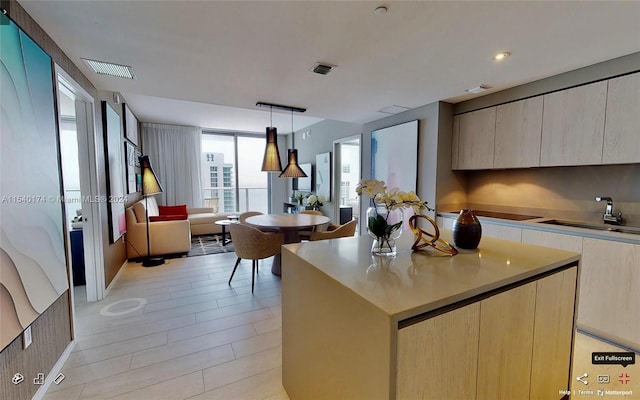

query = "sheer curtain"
[141,123,203,207]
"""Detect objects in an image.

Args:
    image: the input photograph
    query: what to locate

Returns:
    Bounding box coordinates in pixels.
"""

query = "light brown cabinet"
[494,97,543,168]
[398,268,578,400]
[603,72,640,164]
[397,303,480,399]
[451,115,460,170]
[540,81,608,166]
[453,73,640,170]
[579,237,640,348]
[457,107,495,170]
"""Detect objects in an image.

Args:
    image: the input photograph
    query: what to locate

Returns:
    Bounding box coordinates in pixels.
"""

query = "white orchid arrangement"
[355,179,431,213]
[306,194,325,208]
[356,179,432,248]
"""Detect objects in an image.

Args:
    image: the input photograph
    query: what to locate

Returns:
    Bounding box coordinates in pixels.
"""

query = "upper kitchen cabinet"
[602,72,640,164]
[457,107,496,170]
[540,81,608,166]
[494,97,543,169]
[451,115,460,170]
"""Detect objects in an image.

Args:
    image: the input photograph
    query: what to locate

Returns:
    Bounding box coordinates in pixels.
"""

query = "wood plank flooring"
[43,252,290,400]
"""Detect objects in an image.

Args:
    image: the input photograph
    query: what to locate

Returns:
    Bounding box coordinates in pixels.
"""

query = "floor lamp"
[139,155,165,267]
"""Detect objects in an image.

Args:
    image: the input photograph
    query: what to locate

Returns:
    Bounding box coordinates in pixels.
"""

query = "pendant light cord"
[291,109,294,147]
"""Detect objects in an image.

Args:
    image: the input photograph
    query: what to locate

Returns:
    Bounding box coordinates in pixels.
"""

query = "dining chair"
[298,209,325,240]
[309,219,358,241]
[299,210,323,215]
[239,211,263,223]
[228,223,284,293]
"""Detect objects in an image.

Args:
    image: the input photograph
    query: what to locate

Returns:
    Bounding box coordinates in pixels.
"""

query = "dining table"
[245,213,331,276]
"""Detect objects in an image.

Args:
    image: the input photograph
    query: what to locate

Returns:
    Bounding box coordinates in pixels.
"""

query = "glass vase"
[366,205,403,256]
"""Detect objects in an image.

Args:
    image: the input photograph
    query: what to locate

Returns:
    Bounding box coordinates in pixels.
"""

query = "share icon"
[576,373,589,385]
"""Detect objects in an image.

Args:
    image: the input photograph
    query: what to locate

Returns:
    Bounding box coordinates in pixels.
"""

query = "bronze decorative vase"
[452,209,482,249]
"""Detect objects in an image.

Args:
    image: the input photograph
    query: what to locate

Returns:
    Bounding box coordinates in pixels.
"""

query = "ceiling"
[19,1,640,133]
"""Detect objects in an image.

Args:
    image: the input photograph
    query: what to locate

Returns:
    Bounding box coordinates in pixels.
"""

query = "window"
[209,166,218,188]
[201,133,269,213]
[340,181,351,206]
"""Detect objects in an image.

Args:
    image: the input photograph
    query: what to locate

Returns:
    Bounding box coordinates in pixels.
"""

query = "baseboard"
[104,259,128,297]
[31,340,76,400]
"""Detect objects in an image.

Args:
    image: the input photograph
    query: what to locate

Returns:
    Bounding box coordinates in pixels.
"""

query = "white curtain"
[141,123,203,207]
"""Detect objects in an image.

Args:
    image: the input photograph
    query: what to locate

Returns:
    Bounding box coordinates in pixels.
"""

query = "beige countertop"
[439,211,640,245]
[282,231,579,323]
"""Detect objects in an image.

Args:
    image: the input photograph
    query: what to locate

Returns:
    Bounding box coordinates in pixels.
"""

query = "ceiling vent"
[82,58,136,79]
[310,62,337,75]
[379,105,411,115]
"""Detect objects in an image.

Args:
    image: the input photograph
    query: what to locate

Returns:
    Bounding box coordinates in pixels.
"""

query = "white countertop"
[282,231,580,323]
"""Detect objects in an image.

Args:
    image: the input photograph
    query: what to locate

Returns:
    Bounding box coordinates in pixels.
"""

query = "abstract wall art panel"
[371,120,419,193]
[0,14,69,350]
[103,101,127,243]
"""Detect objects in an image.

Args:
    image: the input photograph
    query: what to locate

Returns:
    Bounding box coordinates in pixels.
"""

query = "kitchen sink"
[538,219,640,235]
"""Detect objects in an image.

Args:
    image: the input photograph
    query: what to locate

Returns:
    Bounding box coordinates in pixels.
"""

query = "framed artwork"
[103,101,127,243]
[125,141,140,194]
[123,103,138,146]
[315,152,331,201]
[371,120,419,193]
[0,13,69,350]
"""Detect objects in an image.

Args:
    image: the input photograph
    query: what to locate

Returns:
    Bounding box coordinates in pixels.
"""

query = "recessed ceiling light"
[466,85,491,94]
[492,51,511,61]
[374,6,388,16]
[82,58,136,79]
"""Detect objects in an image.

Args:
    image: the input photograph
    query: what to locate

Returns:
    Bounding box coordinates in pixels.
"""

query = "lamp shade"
[139,155,163,196]
[279,149,308,178]
[261,127,283,172]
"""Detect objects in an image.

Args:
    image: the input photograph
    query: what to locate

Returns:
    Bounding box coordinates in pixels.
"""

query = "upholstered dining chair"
[309,219,358,241]
[298,209,326,240]
[299,209,323,216]
[239,211,263,224]
[228,223,284,293]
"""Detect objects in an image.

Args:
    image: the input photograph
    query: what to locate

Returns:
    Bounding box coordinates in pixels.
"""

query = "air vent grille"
[311,63,337,75]
[82,58,136,79]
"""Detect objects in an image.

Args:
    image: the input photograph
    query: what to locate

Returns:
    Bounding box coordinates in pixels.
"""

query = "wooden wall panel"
[0,293,71,400]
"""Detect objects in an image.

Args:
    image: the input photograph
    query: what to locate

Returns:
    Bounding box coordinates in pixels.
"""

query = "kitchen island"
[281,231,580,400]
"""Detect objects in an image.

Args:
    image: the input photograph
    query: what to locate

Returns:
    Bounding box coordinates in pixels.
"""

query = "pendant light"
[279,109,308,178]
[261,105,283,172]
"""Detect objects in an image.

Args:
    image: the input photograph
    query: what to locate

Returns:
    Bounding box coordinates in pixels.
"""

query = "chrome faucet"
[595,196,623,225]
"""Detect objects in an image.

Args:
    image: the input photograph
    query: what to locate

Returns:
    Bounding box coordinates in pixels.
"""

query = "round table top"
[214,219,240,226]
[245,213,330,230]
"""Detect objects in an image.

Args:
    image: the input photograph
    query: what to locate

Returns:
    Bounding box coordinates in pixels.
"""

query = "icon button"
[576,372,589,385]
[618,373,631,384]
[53,373,65,385]
[33,373,45,385]
[597,374,610,384]
[12,373,24,385]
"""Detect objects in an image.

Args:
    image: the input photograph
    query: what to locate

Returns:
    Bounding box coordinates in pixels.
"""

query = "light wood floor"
[43,252,637,400]
[43,252,290,400]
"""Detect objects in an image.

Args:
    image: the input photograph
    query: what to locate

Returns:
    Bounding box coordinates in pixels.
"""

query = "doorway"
[333,135,362,234]
[56,67,104,309]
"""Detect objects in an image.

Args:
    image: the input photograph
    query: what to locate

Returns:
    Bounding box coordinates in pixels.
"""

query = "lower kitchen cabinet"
[397,303,480,399]
[397,268,577,400]
[579,238,639,348]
